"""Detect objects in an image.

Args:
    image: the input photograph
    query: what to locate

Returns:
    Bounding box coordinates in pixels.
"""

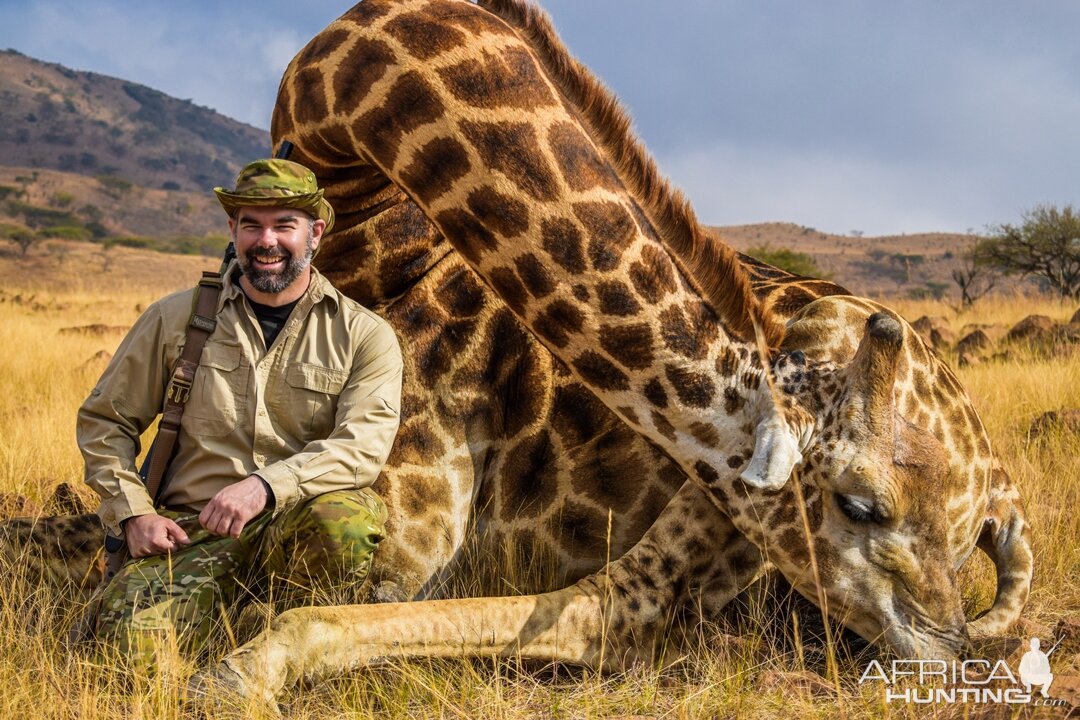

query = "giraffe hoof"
[185,662,280,718]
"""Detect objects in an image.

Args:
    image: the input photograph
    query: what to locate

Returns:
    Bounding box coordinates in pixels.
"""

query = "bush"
[745,244,828,278]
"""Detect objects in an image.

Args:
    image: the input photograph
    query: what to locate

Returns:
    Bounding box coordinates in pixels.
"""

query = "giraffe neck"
[275,0,792,488]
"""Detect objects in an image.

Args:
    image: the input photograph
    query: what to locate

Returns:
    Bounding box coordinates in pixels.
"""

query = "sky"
[1,0,1078,237]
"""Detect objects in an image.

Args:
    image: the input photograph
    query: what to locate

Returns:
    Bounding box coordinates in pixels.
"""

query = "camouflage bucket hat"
[214,159,335,233]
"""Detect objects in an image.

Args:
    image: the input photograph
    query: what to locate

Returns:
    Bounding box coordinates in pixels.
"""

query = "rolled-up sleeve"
[257,319,402,512]
[76,303,170,534]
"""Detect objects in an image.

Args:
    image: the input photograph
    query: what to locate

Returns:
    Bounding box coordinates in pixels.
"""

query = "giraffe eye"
[837,494,878,523]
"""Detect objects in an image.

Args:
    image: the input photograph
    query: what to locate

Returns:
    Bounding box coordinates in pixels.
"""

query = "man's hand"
[125,513,191,558]
[199,475,268,538]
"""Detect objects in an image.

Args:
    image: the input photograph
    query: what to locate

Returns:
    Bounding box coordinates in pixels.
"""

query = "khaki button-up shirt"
[77,264,402,536]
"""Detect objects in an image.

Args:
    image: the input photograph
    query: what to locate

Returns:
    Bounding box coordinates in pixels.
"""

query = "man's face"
[230,206,322,295]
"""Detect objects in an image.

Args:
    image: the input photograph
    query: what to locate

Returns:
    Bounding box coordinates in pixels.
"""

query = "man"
[77,158,402,665]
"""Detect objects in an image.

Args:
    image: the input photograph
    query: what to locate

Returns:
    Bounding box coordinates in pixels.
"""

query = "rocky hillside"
[0,49,270,192]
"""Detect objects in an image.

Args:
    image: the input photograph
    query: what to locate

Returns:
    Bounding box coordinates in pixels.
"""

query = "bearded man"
[77,159,402,665]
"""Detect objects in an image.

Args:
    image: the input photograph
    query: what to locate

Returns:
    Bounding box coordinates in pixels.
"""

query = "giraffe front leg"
[190,581,632,706]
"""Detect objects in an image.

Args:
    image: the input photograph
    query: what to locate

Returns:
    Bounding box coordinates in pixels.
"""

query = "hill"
[0,49,270,191]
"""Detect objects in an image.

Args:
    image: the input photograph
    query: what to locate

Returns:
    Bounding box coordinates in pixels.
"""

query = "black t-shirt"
[234,277,299,349]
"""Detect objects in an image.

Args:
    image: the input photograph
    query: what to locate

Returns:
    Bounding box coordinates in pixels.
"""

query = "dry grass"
[0,247,1077,717]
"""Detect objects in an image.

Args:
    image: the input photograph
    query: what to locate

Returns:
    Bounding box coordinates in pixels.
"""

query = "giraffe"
[181,0,1032,704]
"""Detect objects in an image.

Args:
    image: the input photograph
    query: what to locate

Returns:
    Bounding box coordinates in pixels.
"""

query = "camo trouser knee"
[93,488,386,665]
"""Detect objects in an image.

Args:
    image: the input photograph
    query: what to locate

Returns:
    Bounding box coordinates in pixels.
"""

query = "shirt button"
[258,408,267,416]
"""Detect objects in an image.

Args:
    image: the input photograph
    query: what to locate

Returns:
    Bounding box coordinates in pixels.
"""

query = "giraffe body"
[0,0,1032,705]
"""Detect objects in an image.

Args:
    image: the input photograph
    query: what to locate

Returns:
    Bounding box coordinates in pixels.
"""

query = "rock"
[958,351,981,368]
[0,493,41,519]
[45,482,92,516]
[929,326,956,351]
[957,329,993,356]
[959,323,1009,343]
[1006,314,1057,346]
[1049,675,1080,708]
[1053,617,1080,656]
[1029,410,1080,438]
[911,315,953,349]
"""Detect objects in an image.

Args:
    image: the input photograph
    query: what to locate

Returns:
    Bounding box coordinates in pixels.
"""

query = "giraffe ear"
[842,312,905,439]
[739,412,804,490]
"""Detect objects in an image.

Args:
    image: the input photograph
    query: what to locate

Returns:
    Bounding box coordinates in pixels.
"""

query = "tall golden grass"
[0,242,1077,717]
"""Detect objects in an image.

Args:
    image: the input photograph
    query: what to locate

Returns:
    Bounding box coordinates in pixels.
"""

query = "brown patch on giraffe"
[628,244,678,304]
[689,422,721,448]
[643,377,668,409]
[501,429,560,519]
[694,460,720,485]
[665,364,716,409]
[294,27,351,68]
[568,428,644,514]
[293,66,330,126]
[465,185,529,238]
[488,267,529,317]
[571,284,589,302]
[332,36,396,116]
[340,0,394,27]
[571,201,635,272]
[438,46,554,108]
[597,281,641,317]
[774,285,817,316]
[385,11,468,60]
[400,137,472,205]
[548,500,608,556]
[435,208,497,266]
[572,351,630,391]
[658,305,713,362]
[395,473,453,521]
[541,217,586,274]
[723,387,745,415]
[727,453,746,469]
[551,384,609,447]
[354,71,445,169]
[533,299,585,349]
[651,410,677,443]
[716,346,738,378]
[616,406,640,426]
[461,120,559,201]
[514,253,556,298]
[599,323,655,370]
[548,121,619,192]
[389,419,447,467]
[440,266,487,318]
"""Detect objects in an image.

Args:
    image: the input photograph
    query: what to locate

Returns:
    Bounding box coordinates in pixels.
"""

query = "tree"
[975,204,1080,300]
[951,248,997,307]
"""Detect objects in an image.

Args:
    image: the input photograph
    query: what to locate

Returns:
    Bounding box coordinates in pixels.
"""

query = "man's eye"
[836,494,877,523]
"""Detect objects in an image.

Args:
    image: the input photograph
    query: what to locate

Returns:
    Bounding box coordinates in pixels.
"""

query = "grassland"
[0,240,1077,718]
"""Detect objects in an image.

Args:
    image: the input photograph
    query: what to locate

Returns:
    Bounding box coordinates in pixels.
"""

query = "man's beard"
[238,233,315,294]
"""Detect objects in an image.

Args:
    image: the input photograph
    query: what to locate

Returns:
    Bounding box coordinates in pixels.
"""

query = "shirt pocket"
[183,341,248,437]
[285,362,348,438]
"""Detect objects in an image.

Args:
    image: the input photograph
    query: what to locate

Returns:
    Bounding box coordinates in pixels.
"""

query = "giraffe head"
[728,299,1033,658]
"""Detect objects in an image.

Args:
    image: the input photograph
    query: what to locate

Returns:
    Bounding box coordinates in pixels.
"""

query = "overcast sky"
[1,0,1078,236]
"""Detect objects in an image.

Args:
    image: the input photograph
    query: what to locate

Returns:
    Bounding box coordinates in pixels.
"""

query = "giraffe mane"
[478,0,786,350]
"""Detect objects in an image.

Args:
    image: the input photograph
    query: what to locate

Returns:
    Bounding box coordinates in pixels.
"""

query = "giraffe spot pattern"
[466,185,529,238]
[436,208,497,266]
[354,71,446,169]
[571,201,634,272]
[540,217,586,274]
[597,281,641,317]
[665,364,717,409]
[643,377,668,409]
[293,66,330,126]
[501,429,560,519]
[461,120,559,201]
[384,11,467,60]
[437,46,554,109]
[651,410,677,443]
[401,137,473,205]
[548,121,620,192]
[533,299,585,349]
[629,244,678,303]
[514,253,556,298]
[332,36,395,116]
[573,351,630,392]
[571,284,590,302]
[659,305,709,361]
[689,421,721,448]
[489,267,530,317]
[598,322,655,371]
[694,460,720,484]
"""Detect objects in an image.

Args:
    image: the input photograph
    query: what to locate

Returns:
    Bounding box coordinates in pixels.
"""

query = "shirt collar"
[217,260,339,313]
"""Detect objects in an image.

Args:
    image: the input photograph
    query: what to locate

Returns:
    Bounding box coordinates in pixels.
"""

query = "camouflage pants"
[93,488,385,666]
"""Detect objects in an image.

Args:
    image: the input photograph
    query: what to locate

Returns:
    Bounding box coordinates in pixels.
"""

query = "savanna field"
[0,240,1078,719]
